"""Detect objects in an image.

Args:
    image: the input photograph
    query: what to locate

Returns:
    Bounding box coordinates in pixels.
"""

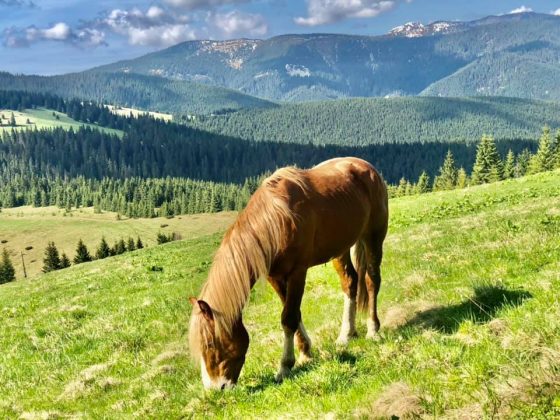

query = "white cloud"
[209,10,268,37]
[100,6,198,47]
[552,8,560,16]
[3,22,106,48]
[295,0,406,26]
[163,0,248,10]
[509,6,533,14]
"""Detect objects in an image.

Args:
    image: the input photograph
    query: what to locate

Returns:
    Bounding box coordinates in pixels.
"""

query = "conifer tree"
[114,239,126,255]
[136,237,144,249]
[60,253,71,268]
[456,168,468,189]
[0,248,16,284]
[96,237,111,259]
[471,135,503,184]
[74,239,92,264]
[396,177,407,197]
[435,150,458,191]
[554,130,560,169]
[9,112,16,127]
[529,126,554,174]
[43,242,61,273]
[516,149,531,177]
[127,237,136,252]
[415,171,430,194]
[503,150,515,179]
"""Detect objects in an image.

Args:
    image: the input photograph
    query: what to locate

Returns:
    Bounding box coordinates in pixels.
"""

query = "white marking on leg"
[275,329,295,382]
[366,318,380,340]
[336,294,357,346]
[296,321,312,364]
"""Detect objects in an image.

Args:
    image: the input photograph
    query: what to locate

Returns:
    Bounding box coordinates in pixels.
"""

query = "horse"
[188,157,389,389]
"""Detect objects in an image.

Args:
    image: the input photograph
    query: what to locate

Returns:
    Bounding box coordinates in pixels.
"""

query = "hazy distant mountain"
[90,12,560,102]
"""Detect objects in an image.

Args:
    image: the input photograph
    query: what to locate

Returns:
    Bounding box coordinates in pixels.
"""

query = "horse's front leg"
[276,268,307,383]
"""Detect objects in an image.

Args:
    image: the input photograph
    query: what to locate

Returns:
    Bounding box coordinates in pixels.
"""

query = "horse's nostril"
[221,383,226,390]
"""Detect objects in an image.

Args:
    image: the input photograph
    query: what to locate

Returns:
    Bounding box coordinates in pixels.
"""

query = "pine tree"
[127,237,136,252]
[435,150,458,191]
[73,239,92,264]
[43,242,61,273]
[396,177,408,197]
[9,112,16,127]
[516,149,531,177]
[136,237,144,249]
[554,130,560,169]
[503,150,515,179]
[0,248,16,284]
[471,135,503,184]
[456,168,468,189]
[415,171,430,194]
[96,237,111,259]
[60,253,71,268]
[529,126,554,174]
[114,239,126,255]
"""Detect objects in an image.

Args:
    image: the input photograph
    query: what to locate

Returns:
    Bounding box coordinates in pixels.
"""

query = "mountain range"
[2,12,560,113]
[89,12,560,103]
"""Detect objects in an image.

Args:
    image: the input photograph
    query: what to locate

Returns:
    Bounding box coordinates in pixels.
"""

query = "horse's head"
[189,298,249,390]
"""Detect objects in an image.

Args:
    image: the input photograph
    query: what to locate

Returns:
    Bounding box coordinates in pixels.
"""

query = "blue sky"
[2,0,560,75]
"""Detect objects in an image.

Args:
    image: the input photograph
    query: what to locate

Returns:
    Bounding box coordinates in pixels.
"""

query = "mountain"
[0,71,276,115]
[90,12,560,102]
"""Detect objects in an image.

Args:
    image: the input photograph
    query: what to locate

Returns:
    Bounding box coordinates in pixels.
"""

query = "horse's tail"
[353,241,369,313]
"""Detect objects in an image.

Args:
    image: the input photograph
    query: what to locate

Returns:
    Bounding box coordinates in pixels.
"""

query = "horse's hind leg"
[364,233,385,340]
[333,251,358,346]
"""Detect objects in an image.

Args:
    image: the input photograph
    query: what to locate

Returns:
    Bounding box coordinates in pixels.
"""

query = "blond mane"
[189,166,308,361]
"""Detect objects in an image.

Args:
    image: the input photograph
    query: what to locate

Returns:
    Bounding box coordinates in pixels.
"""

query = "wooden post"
[21,252,27,279]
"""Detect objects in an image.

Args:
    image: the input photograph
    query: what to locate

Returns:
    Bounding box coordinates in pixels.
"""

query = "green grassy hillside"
[0,108,122,136]
[1,171,559,418]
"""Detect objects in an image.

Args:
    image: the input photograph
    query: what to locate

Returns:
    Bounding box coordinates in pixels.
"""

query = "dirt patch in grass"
[356,382,423,419]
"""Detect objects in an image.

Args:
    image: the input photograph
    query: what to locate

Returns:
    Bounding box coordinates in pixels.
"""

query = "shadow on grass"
[245,350,358,393]
[403,285,532,334]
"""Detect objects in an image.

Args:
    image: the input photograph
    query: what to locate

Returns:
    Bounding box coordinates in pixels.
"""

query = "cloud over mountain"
[295,0,408,26]
[209,10,268,37]
[3,22,105,48]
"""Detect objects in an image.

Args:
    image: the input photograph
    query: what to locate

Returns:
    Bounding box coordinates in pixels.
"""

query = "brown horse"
[189,157,388,389]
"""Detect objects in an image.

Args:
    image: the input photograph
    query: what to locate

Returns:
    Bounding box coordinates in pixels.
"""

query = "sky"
[1,0,560,75]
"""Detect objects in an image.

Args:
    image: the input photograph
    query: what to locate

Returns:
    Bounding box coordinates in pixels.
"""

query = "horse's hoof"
[274,366,291,383]
[297,353,312,365]
[366,332,381,341]
[335,336,349,347]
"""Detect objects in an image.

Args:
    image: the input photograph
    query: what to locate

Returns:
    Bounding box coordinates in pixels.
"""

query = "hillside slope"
[91,13,560,102]
[1,171,559,418]
[189,96,560,146]
[0,72,276,115]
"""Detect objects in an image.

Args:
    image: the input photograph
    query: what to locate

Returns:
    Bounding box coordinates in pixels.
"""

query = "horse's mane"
[189,167,308,361]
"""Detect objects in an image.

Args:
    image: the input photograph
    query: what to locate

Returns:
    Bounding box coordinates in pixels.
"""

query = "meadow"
[0,207,236,278]
[0,171,559,418]
[0,108,122,136]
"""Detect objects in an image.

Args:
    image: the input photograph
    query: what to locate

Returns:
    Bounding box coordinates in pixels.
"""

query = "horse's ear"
[190,297,214,322]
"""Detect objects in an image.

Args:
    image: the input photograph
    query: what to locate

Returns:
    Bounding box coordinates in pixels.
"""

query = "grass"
[1,171,559,418]
[0,108,123,136]
[105,105,172,122]
[0,206,236,278]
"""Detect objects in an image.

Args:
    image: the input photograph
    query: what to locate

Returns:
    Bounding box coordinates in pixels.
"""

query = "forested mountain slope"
[188,96,560,146]
[91,12,560,102]
[0,72,276,115]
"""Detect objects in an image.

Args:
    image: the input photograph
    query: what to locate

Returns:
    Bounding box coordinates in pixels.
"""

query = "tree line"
[389,127,560,197]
